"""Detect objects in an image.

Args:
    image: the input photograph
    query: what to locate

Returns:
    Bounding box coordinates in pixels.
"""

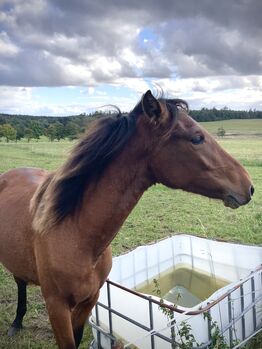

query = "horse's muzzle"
[224,185,254,209]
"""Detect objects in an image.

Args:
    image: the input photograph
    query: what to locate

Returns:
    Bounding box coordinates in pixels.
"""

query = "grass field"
[0,119,261,348]
[200,118,262,136]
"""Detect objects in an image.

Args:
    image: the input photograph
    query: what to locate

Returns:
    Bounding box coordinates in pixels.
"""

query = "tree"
[64,121,80,140]
[29,121,43,140]
[0,123,17,142]
[15,125,26,141]
[24,128,34,142]
[53,122,65,141]
[45,124,57,141]
[217,127,226,138]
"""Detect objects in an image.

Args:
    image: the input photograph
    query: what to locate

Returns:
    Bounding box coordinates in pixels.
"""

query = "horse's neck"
[78,144,153,260]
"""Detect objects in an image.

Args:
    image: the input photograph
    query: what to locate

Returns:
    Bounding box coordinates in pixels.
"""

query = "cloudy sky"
[0,0,261,115]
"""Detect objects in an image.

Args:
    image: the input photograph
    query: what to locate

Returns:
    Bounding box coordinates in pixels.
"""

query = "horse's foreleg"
[71,292,100,348]
[45,295,76,349]
[8,276,27,336]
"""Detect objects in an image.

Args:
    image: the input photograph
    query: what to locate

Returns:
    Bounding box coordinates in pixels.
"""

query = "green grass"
[200,118,262,136]
[0,123,261,348]
[218,138,262,167]
[0,140,73,172]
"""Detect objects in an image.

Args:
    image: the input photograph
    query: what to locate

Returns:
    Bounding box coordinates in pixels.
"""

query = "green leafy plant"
[203,312,233,349]
[153,278,198,348]
[153,279,242,349]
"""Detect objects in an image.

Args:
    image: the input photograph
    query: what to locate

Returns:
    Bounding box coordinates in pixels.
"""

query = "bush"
[217,127,226,137]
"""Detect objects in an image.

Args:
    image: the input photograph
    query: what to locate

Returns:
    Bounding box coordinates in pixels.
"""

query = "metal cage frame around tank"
[89,265,262,349]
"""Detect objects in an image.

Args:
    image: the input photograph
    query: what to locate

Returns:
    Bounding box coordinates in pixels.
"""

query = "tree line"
[0,107,261,142]
[190,107,262,122]
[0,113,94,142]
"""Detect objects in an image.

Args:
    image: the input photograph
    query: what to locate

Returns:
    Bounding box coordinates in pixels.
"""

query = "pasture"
[0,119,261,348]
[200,118,262,137]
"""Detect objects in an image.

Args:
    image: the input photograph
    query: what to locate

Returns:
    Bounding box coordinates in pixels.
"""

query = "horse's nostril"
[249,185,255,197]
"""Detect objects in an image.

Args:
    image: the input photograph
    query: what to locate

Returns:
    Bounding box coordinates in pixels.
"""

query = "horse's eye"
[191,135,204,145]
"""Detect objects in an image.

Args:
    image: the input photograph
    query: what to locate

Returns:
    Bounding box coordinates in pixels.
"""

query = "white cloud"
[0,31,19,57]
[90,56,122,79]
[113,78,151,95]
[0,0,261,112]
[0,86,34,113]
[121,48,145,69]
[156,76,262,109]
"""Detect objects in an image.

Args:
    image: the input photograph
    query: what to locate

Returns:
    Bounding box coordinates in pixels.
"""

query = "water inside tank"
[136,264,229,307]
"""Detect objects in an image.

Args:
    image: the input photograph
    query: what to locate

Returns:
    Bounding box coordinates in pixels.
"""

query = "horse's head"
[140,90,254,208]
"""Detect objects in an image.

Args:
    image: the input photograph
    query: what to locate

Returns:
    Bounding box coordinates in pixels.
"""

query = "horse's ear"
[142,90,161,119]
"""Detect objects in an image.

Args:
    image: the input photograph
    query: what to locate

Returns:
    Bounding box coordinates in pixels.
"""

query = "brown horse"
[0,91,254,348]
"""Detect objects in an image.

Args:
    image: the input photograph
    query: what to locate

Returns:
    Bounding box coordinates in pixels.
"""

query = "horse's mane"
[30,97,188,234]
